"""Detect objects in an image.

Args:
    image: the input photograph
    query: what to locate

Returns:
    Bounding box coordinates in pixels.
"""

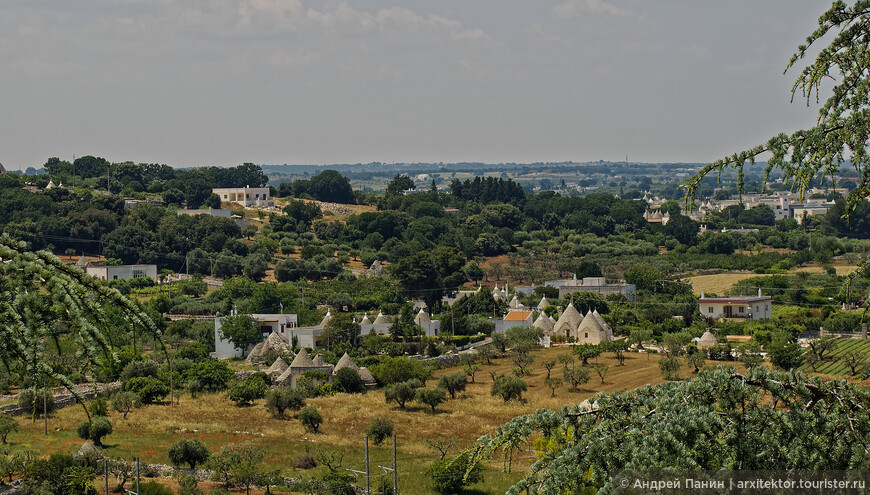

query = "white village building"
[212,186,274,207]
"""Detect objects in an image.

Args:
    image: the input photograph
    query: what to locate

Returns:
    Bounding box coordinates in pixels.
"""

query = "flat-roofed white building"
[86,264,157,282]
[213,186,274,207]
[699,291,772,320]
[213,313,299,359]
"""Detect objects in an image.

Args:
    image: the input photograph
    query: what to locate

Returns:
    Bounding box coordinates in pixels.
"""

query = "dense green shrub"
[17,388,55,417]
[491,376,527,402]
[265,388,306,419]
[333,367,366,394]
[168,438,211,469]
[76,416,113,446]
[124,376,169,404]
[299,406,323,433]
[185,359,234,391]
[365,417,394,446]
[425,452,483,493]
[227,379,268,406]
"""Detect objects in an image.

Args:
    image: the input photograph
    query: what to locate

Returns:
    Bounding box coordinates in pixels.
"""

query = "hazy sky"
[1,0,830,169]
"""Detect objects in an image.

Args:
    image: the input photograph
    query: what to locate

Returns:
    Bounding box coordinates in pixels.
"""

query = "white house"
[545,275,636,301]
[213,313,299,359]
[493,310,534,334]
[212,186,274,207]
[86,264,157,282]
[699,291,772,320]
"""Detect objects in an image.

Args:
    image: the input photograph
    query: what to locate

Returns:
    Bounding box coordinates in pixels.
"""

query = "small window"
[113,275,118,280]
[738,306,745,313]
[708,307,714,314]
[584,333,588,338]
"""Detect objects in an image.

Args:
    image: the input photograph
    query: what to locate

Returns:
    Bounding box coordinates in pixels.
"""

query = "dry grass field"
[685,264,859,295]
[16,349,741,494]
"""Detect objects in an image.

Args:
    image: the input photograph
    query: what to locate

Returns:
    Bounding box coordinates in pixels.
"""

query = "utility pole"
[104,459,109,495]
[392,434,398,495]
[365,436,370,495]
[43,375,48,435]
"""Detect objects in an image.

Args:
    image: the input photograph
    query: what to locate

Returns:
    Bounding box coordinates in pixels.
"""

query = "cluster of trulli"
[492,283,509,301]
[533,302,613,345]
[266,349,376,389]
[358,308,438,335]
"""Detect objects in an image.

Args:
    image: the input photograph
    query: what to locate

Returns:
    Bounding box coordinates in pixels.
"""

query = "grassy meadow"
[16,348,742,494]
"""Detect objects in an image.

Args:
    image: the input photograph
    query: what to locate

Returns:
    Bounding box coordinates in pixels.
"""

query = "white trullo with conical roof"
[533,312,555,334]
[492,284,504,301]
[576,310,613,344]
[592,309,613,340]
[414,308,431,326]
[697,330,718,349]
[537,296,550,310]
[553,303,582,338]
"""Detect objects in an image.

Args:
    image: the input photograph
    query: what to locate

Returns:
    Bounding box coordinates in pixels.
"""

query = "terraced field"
[800,338,870,376]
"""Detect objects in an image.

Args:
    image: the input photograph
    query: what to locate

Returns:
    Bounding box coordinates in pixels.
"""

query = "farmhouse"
[85,264,158,282]
[699,291,772,320]
[493,310,534,334]
[212,186,274,207]
[214,313,300,359]
[545,275,636,301]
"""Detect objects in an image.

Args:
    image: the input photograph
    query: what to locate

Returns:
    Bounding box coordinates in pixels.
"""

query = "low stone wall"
[1,382,121,416]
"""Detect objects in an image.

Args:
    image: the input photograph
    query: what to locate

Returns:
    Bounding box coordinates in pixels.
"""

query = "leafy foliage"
[491,376,528,402]
[425,452,484,494]
[468,366,870,494]
[299,406,323,433]
[265,387,306,419]
[365,417,395,446]
[76,416,113,446]
[168,438,211,469]
[0,235,161,414]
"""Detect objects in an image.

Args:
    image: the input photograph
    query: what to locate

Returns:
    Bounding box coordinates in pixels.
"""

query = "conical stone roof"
[554,303,582,333]
[698,330,718,349]
[533,312,554,332]
[312,354,326,366]
[360,313,371,325]
[415,308,431,325]
[358,367,376,385]
[509,295,522,309]
[578,310,605,334]
[267,357,289,375]
[290,348,315,367]
[537,297,550,310]
[592,310,612,338]
[373,312,388,325]
[335,352,360,372]
[319,311,332,328]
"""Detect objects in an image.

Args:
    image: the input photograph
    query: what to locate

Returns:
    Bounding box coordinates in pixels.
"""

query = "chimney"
[700,291,705,299]
[758,288,762,297]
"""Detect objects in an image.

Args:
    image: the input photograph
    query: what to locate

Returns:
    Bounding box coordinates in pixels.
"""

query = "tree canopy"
[466,366,870,494]
[0,235,161,413]
[684,1,870,215]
